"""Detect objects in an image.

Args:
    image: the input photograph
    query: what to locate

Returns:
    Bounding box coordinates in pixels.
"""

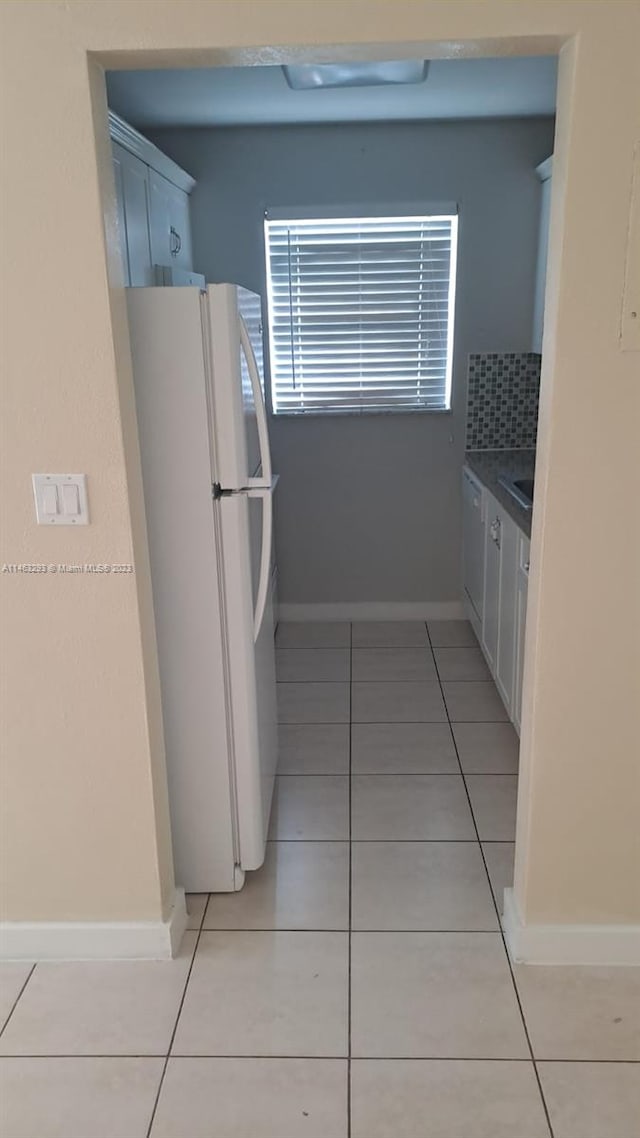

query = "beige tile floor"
[1,620,639,1137]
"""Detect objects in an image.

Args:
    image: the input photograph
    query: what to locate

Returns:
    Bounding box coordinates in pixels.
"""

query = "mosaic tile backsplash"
[466,352,541,450]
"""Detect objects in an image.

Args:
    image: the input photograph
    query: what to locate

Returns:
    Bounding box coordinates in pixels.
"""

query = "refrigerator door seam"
[203,291,243,872]
[211,496,243,871]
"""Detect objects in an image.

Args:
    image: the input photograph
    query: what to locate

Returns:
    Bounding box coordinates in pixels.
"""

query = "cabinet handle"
[170,226,181,257]
[523,560,530,573]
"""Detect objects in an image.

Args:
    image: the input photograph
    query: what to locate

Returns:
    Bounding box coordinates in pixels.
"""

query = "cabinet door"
[513,535,530,735]
[167,183,193,269]
[149,170,193,271]
[495,510,518,715]
[112,144,130,285]
[462,468,485,623]
[482,493,501,672]
[148,170,171,268]
[119,147,154,286]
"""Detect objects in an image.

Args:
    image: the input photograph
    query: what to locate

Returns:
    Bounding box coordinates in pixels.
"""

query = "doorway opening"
[104,50,556,902]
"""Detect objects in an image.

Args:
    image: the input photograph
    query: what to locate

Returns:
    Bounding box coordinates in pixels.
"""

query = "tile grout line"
[0,963,37,1040]
[279,678,494,684]
[427,621,556,1138]
[197,928,502,934]
[276,771,517,777]
[3,1051,639,1063]
[267,838,517,844]
[279,678,499,684]
[279,720,509,726]
[144,897,209,1138]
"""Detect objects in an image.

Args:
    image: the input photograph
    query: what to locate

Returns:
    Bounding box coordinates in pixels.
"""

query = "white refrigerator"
[127,284,278,893]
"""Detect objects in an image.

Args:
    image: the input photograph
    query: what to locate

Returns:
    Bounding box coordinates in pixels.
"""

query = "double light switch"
[32,474,89,525]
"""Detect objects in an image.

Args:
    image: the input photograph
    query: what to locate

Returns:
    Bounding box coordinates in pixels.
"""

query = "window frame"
[263,205,459,418]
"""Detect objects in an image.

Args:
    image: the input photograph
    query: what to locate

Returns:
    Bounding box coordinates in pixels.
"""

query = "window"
[264,211,458,415]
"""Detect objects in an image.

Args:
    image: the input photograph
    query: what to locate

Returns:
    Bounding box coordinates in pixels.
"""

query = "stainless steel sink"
[498,474,534,510]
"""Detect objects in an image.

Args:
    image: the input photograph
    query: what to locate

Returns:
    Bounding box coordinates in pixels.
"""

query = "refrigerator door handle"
[246,483,274,641]
[239,313,272,490]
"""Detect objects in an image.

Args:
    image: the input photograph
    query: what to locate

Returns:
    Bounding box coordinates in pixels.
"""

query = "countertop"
[464,449,536,538]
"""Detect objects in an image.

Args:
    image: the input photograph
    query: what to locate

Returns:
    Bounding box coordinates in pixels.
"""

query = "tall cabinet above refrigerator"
[127,284,278,893]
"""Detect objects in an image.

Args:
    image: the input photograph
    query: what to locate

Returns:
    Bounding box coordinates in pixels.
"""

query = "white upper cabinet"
[111,142,130,284]
[114,143,154,287]
[149,169,193,272]
[109,111,197,287]
[532,156,553,354]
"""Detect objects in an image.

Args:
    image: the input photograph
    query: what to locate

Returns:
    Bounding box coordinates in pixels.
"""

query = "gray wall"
[150,119,554,604]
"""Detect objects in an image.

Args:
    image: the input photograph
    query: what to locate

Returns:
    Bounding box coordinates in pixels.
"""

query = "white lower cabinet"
[462,467,485,637]
[463,468,530,734]
[495,508,518,716]
[482,502,500,673]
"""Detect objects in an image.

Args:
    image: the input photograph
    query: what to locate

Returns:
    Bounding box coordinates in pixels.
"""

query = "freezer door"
[218,491,278,869]
[205,284,272,490]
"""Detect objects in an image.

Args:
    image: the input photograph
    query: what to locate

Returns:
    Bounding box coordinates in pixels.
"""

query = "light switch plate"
[32,474,89,525]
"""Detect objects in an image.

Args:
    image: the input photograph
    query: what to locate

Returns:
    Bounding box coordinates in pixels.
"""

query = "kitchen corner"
[464,449,535,538]
[463,347,540,533]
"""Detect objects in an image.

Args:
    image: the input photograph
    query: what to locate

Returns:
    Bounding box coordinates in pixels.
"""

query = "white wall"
[150,119,555,604]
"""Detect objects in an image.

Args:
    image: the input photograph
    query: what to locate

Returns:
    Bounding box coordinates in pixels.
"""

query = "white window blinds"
[264,212,458,415]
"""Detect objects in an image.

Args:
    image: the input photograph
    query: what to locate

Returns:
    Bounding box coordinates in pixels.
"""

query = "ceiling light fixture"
[282,60,429,90]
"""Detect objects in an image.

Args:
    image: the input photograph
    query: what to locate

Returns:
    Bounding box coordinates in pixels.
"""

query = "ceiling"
[106,56,557,130]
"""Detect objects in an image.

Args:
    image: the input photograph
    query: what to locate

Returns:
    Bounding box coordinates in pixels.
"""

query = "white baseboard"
[277,601,464,622]
[0,888,188,962]
[502,888,640,965]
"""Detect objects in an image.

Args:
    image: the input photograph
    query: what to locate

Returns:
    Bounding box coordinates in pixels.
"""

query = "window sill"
[271,407,453,419]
